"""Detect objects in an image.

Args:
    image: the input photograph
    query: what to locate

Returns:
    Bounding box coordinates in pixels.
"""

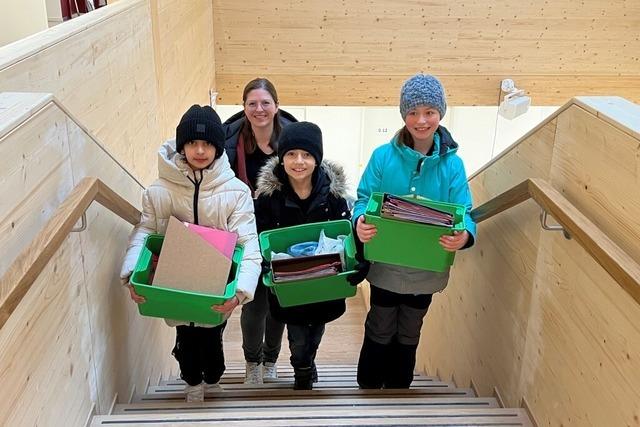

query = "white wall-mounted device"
[498,79,531,120]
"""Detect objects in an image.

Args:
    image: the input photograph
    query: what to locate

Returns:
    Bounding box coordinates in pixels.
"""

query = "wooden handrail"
[0,177,140,329]
[471,178,640,305]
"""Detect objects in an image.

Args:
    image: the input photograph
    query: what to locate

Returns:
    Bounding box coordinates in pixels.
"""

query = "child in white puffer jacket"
[120,104,261,402]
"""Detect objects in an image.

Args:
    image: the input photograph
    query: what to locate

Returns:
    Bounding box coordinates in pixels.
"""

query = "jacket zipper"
[187,170,203,225]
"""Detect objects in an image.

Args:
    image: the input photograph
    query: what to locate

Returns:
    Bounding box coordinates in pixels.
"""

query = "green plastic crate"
[364,192,466,272]
[259,220,357,307]
[130,234,243,325]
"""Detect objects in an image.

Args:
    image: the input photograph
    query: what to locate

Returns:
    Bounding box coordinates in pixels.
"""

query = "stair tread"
[92,407,532,426]
[132,387,477,403]
[145,379,452,395]
[162,374,438,385]
[114,396,500,414]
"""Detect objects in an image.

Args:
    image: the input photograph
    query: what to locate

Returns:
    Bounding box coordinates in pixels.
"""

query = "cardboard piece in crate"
[152,216,237,295]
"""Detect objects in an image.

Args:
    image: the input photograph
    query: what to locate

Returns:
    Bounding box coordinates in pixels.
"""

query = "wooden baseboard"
[108,393,118,415]
[83,403,96,427]
[492,386,505,408]
[469,378,480,397]
[521,397,540,427]
[127,383,136,404]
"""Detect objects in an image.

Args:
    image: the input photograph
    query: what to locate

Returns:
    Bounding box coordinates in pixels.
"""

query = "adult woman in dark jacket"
[254,122,351,390]
[223,78,297,195]
[222,78,297,384]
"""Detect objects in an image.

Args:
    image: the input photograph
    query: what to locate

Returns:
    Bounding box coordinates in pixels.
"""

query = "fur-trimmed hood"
[255,156,348,199]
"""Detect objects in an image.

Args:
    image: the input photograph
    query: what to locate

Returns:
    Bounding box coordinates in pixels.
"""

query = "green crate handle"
[260,239,271,256]
[343,233,357,270]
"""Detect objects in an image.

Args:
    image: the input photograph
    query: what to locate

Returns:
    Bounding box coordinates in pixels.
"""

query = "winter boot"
[357,336,391,389]
[293,367,314,390]
[384,342,418,389]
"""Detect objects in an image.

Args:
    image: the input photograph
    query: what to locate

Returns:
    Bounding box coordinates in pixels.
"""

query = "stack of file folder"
[363,192,466,272]
[258,220,358,307]
[380,194,454,227]
[271,253,343,283]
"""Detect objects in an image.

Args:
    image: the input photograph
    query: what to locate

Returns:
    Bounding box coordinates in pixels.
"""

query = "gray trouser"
[364,285,432,345]
[240,281,285,364]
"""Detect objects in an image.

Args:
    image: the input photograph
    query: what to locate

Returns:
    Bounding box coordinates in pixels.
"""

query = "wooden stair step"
[132,387,476,403]
[114,396,500,415]
[145,379,452,394]
[92,407,533,426]
[159,375,440,387]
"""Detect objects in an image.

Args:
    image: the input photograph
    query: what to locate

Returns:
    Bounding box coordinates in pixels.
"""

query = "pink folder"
[185,222,238,260]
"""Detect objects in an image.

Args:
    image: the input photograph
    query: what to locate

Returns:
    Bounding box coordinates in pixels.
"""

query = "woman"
[223,78,297,384]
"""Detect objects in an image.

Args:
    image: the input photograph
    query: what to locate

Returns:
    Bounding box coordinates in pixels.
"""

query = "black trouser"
[287,323,325,370]
[172,322,226,386]
[357,285,432,389]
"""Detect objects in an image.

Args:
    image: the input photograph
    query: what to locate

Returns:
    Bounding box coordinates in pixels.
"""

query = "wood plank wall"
[150,0,216,140]
[212,0,640,106]
[419,98,640,426]
[0,94,176,425]
[0,0,216,186]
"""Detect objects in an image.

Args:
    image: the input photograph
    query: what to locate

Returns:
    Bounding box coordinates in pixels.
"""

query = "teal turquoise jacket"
[352,126,476,294]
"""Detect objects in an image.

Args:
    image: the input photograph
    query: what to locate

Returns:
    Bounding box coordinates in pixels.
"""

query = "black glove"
[347,260,370,286]
[260,261,272,278]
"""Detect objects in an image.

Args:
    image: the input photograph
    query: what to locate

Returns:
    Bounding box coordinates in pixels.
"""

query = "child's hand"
[439,230,469,252]
[212,295,239,314]
[356,215,377,243]
[126,284,146,304]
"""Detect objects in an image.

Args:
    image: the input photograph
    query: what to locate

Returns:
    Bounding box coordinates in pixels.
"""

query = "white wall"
[45,0,63,26]
[0,0,48,47]
[216,104,559,195]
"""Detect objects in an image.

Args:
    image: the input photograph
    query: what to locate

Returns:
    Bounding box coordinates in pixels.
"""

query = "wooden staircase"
[91,364,533,426]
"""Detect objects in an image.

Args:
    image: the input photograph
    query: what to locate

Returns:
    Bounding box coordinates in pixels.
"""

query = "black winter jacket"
[254,157,351,325]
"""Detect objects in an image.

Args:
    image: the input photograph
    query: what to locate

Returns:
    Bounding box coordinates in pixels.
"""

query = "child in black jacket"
[254,122,351,390]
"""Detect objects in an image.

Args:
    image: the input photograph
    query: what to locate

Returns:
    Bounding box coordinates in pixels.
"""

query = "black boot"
[311,361,318,383]
[357,336,391,389]
[293,367,314,390]
[384,342,418,389]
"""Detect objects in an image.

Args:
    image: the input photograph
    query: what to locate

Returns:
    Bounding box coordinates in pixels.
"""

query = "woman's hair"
[394,126,415,149]
[240,77,282,154]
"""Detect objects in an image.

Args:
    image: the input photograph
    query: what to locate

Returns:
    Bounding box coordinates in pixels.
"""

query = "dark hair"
[240,78,282,154]
[394,126,415,149]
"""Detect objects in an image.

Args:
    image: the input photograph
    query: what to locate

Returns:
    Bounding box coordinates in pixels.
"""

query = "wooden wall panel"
[0,94,175,424]
[0,1,161,185]
[551,105,640,265]
[0,0,218,184]
[0,235,93,427]
[521,232,640,426]
[420,99,640,425]
[213,1,640,105]
[0,104,73,295]
[150,0,216,140]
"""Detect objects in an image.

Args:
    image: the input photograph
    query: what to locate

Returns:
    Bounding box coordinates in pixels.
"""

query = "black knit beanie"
[175,105,224,159]
[277,122,323,165]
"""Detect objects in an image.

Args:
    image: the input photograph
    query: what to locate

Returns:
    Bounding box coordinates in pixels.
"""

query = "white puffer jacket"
[120,140,261,326]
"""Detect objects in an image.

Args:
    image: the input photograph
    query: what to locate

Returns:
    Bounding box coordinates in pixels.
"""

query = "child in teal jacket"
[353,74,476,389]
